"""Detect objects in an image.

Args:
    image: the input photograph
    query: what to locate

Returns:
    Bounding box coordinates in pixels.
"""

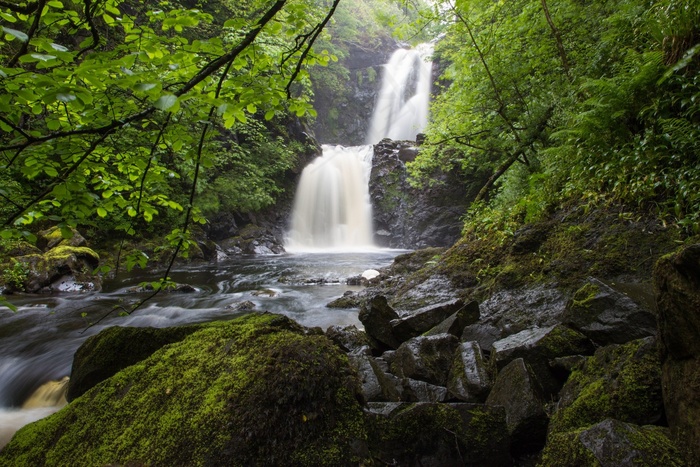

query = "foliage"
[1,258,29,292]
[407,0,700,237]
[0,0,339,262]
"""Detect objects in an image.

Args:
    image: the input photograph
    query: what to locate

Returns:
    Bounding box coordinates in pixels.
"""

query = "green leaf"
[154,94,178,111]
[2,27,28,42]
[97,207,108,217]
[246,103,257,114]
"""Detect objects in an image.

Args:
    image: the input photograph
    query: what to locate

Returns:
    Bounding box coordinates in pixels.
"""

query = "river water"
[0,250,402,448]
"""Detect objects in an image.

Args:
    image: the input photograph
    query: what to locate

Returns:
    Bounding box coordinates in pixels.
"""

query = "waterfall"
[286,44,432,251]
[286,145,375,251]
[366,44,433,144]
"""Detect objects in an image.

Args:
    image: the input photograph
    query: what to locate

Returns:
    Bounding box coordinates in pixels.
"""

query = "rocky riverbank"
[2,201,698,465]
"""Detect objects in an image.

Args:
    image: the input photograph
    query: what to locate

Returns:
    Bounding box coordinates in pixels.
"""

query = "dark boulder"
[540,419,683,467]
[358,295,401,349]
[400,378,449,402]
[391,299,475,342]
[447,341,492,402]
[461,323,503,351]
[655,244,700,466]
[348,353,401,402]
[548,337,663,435]
[365,402,511,466]
[486,358,549,456]
[424,300,480,337]
[326,291,360,309]
[391,334,460,386]
[561,278,657,345]
[325,325,371,354]
[20,245,101,293]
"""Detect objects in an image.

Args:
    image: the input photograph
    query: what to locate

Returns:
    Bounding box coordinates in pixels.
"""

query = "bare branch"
[7,0,47,68]
[0,1,39,14]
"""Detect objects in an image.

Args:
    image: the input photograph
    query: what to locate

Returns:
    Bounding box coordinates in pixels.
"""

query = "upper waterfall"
[366,44,433,144]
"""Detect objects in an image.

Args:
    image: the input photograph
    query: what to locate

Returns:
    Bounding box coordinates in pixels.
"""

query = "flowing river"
[0,250,402,448]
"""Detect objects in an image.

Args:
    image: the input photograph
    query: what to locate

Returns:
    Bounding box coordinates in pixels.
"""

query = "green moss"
[0,313,368,466]
[549,338,662,435]
[571,282,600,308]
[43,245,99,264]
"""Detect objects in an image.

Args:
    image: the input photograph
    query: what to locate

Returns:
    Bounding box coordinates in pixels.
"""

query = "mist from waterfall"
[366,44,433,144]
[286,145,375,252]
[286,44,432,251]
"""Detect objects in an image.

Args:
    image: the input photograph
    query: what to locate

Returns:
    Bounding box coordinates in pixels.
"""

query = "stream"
[0,250,402,447]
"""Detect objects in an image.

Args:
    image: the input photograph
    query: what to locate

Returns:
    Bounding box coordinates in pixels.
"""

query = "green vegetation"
[0,0,339,270]
[407,0,700,239]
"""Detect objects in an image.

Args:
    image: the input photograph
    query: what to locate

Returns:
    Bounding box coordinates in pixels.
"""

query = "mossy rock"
[0,313,368,466]
[539,419,683,467]
[37,226,87,250]
[366,402,511,466]
[548,337,663,435]
[67,324,205,401]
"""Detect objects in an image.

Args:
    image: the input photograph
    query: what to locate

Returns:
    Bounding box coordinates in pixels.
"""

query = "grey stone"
[391,334,460,386]
[447,341,492,402]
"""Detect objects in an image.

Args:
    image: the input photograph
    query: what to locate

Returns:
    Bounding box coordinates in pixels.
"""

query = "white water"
[286,145,375,252]
[366,44,433,144]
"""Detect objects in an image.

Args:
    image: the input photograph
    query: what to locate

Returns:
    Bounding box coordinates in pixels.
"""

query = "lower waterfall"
[285,145,375,251]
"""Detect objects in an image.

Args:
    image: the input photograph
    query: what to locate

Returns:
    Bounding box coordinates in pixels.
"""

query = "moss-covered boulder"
[539,419,683,467]
[548,337,663,435]
[655,243,700,466]
[0,313,368,466]
[67,324,205,401]
[17,245,101,293]
[366,402,511,466]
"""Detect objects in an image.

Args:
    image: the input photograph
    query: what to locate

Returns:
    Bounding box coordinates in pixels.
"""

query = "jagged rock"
[655,244,700,466]
[391,298,472,342]
[486,358,549,455]
[2,314,369,466]
[36,226,87,250]
[461,323,503,351]
[489,324,595,395]
[424,300,480,337]
[391,334,460,386]
[561,278,657,345]
[540,419,683,467]
[447,341,492,402]
[400,378,448,402]
[349,353,401,402]
[219,225,285,255]
[325,325,371,354]
[548,337,663,435]
[326,291,360,309]
[365,402,511,466]
[358,295,401,349]
[391,274,460,311]
[479,285,568,336]
[225,300,256,312]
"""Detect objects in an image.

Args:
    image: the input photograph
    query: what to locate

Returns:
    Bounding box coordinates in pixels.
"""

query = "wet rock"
[489,324,594,374]
[251,288,276,297]
[349,353,401,402]
[655,243,700,466]
[391,298,471,342]
[219,225,285,255]
[358,295,401,349]
[225,300,256,312]
[447,341,492,402]
[479,285,568,336]
[540,419,683,467]
[325,325,370,354]
[486,358,549,456]
[4,314,369,466]
[326,291,360,309]
[561,278,657,345]
[391,334,460,386]
[548,337,663,435]
[36,226,87,250]
[509,223,554,255]
[424,300,480,337]
[461,323,503,351]
[20,245,101,293]
[345,275,362,286]
[400,378,448,402]
[391,274,459,311]
[365,402,511,467]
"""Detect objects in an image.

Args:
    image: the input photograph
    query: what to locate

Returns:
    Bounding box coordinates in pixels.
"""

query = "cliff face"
[311,40,396,146]
[369,139,489,249]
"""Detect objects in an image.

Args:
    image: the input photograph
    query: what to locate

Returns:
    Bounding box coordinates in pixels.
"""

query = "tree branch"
[540,0,570,78]
[76,0,101,58]
[0,1,39,14]
[6,0,47,68]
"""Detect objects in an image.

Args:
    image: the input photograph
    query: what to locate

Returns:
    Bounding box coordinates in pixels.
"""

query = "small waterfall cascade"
[366,44,433,144]
[21,377,69,409]
[286,145,374,251]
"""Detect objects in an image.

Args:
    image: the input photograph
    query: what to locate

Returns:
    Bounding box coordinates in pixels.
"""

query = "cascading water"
[366,44,433,144]
[286,44,433,251]
[286,145,375,251]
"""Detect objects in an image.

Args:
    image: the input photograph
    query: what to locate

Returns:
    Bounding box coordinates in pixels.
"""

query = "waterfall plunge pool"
[0,249,404,448]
